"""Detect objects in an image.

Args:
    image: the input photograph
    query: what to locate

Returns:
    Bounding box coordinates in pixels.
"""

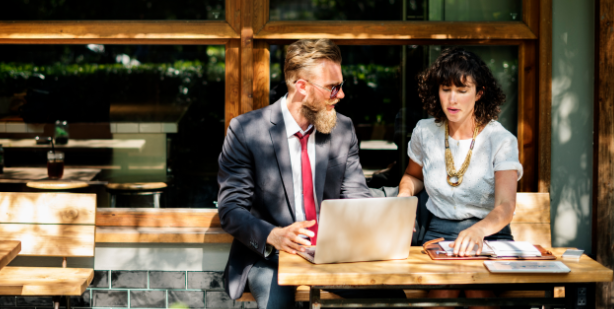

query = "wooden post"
[240,0,254,114]
[594,0,614,307]
[252,0,270,110]
[225,40,241,131]
[518,40,538,193]
[538,0,552,193]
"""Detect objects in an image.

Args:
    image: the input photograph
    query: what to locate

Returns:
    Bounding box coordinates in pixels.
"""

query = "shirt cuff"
[494,162,524,180]
[264,244,274,258]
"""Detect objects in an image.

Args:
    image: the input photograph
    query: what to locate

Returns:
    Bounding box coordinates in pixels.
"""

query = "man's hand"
[450,226,486,256]
[266,220,316,254]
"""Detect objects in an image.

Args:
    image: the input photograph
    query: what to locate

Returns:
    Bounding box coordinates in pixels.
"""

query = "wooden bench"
[0,192,96,309]
[92,192,558,301]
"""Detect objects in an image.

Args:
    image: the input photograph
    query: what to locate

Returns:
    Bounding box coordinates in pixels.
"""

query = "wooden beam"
[226,0,241,35]
[95,227,232,243]
[0,39,230,45]
[253,41,270,110]
[518,41,538,192]
[538,0,552,193]
[594,0,614,307]
[240,0,254,114]
[265,39,525,46]
[0,21,238,43]
[522,0,540,35]
[256,21,537,40]
[253,0,269,34]
[225,40,241,131]
[96,208,221,228]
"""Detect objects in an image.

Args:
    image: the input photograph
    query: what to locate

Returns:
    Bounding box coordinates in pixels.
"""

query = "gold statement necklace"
[444,121,480,187]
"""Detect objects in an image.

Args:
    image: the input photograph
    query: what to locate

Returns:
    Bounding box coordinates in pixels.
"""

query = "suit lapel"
[269,99,296,221]
[315,131,331,213]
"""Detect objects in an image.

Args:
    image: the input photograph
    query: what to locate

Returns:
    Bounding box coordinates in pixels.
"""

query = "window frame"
[0,0,551,206]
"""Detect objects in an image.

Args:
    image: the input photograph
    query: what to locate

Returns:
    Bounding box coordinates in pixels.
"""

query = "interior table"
[0,139,146,150]
[279,247,613,308]
[0,167,104,185]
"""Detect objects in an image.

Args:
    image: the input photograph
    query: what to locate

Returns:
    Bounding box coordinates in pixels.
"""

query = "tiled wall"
[0,271,257,309]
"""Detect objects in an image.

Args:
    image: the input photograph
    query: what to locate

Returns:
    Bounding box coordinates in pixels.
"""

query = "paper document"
[484,241,542,257]
[438,241,494,256]
[437,240,542,257]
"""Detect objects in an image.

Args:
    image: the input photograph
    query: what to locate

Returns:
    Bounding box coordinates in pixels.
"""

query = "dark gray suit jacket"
[217,98,371,299]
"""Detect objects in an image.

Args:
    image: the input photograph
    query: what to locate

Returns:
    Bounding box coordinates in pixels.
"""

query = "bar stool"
[106,182,167,208]
[26,180,90,191]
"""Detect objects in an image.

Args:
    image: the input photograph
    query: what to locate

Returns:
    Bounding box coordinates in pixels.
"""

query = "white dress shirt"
[280,95,318,222]
[408,118,523,220]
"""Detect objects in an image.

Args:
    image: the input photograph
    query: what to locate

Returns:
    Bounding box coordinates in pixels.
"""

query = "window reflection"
[0,45,224,208]
[270,0,520,21]
[270,44,517,189]
[1,0,224,20]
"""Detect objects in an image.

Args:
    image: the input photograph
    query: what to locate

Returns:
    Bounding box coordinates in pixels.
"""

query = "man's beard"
[301,97,338,134]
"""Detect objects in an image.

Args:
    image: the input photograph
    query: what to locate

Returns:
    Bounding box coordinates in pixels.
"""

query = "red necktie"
[295,127,318,245]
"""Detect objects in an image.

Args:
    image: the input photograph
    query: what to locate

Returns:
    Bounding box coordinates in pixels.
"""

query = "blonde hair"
[284,39,342,90]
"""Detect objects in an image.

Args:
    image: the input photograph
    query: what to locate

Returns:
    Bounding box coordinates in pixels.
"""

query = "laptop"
[297,196,417,264]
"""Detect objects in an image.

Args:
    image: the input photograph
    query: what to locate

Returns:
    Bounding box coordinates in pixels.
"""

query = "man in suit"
[218,39,394,308]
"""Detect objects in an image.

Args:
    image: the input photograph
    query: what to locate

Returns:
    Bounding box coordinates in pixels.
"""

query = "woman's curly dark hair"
[417,47,506,126]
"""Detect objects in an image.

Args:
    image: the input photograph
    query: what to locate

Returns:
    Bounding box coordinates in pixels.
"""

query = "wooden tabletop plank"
[0,139,145,150]
[0,266,93,296]
[0,168,101,182]
[278,248,613,286]
[0,241,20,270]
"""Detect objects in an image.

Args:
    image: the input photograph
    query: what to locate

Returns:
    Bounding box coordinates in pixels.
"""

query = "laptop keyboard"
[298,247,316,263]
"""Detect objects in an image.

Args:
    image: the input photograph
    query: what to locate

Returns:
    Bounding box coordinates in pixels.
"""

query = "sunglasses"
[304,80,345,99]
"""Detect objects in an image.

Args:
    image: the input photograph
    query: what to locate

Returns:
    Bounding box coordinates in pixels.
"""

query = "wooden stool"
[106,182,167,208]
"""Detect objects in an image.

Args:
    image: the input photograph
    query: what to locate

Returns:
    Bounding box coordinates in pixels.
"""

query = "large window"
[0,44,224,208]
[270,44,518,189]
[0,0,549,210]
[1,0,225,20]
[270,0,521,21]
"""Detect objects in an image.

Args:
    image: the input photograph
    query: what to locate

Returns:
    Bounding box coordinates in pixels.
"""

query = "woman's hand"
[450,225,487,256]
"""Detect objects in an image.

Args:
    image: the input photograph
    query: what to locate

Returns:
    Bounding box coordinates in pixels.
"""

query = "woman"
[398,48,522,309]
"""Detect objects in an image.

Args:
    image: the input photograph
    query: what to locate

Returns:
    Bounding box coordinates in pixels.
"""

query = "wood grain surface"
[0,21,238,42]
[0,193,96,225]
[225,39,241,131]
[513,193,551,223]
[95,226,232,243]
[256,21,537,40]
[0,266,93,296]
[278,248,612,286]
[538,0,552,193]
[0,241,20,270]
[96,208,220,227]
[595,0,614,307]
[0,225,95,257]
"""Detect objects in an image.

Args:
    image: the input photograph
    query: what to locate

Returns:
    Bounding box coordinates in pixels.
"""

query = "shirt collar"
[280,94,314,138]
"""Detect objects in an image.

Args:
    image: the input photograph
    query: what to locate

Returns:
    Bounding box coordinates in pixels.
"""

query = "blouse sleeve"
[493,133,524,181]
[407,122,425,167]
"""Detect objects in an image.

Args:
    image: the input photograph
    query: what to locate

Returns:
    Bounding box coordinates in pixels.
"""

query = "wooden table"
[279,247,614,308]
[0,241,21,270]
[0,139,146,150]
[0,240,93,297]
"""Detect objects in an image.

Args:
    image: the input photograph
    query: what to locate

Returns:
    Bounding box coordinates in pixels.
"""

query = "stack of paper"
[437,240,542,257]
[438,241,495,256]
[484,241,542,257]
